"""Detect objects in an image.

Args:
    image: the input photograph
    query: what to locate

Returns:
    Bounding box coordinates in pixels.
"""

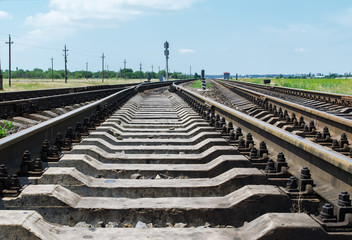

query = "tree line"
[0,68,193,80]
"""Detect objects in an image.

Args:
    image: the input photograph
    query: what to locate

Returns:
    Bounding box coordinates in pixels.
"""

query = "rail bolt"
[298,116,305,126]
[258,141,269,158]
[308,121,316,132]
[323,127,331,140]
[220,117,226,127]
[277,152,286,162]
[221,125,228,135]
[234,127,242,140]
[249,147,258,160]
[332,139,340,149]
[34,158,43,172]
[245,133,254,148]
[66,127,74,140]
[9,174,21,190]
[286,176,298,190]
[215,119,221,129]
[41,140,50,162]
[320,203,335,219]
[228,122,234,132]
[315,132,322,140]
[338,191,352,207]
[300,167,311,179]
[0,165,8,177]
[340,133,349,148]
[265,159,276,173]
[238,137,245,149]
[55,132,64,150]
[276,152,288,173]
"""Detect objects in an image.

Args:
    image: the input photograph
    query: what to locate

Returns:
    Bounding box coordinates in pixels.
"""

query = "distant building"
[224,72,230,80]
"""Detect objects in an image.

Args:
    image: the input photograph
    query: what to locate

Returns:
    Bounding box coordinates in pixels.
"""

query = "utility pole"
[158,66,160,72]
[139,62,142,81]
[164,41,169,81]
[123,59,127,80]
[151,65,154,73]
[63,44,68,83]
[0,60,3,90]
[101,53,105,82]
[190,65,192,75]
[86,62,88,72]
[5,34,13,87]
[51,57,54,82]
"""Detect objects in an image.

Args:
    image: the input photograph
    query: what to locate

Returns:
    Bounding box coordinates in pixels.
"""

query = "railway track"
[213,79,352,157]
[0,80,350,239]
[0,83,140,132]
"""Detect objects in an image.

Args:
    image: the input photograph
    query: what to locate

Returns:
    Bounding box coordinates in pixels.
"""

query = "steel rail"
[0,80,195,176]
[0,82,139,102]
[175,83,352,203]
[0,87,135,175]
[0,86,128,118]
[224,79,352,106]
[214,79,352,140]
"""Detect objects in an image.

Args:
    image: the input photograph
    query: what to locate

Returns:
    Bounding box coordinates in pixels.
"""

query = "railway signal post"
[164,41,169,81]
[201,69,206,90]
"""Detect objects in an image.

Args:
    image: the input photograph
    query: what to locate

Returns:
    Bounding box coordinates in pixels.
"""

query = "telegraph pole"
[51,57,54,81]
[164,41,169,81]
[5,34,13,87]
[0,60,3,90]
[101,53,105,82]
[86,62,88,72]
[151,65,154,73]
[139,62,142,81]
[124,59,127,80]
[190,65,192,75]
[63,44,69,83]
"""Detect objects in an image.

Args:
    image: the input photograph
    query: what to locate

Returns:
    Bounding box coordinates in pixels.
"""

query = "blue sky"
[1,0,352,75]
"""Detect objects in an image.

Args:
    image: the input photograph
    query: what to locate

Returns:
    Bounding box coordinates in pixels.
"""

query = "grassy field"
[234,78,352,95]
[0,78,158,92]
[190,79,212,88]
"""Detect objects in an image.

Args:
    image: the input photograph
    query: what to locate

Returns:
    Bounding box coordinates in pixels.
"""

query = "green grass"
[234,78,352,95]
[0,78,158,92]
[0,121,15,138]
[189,79,212,88]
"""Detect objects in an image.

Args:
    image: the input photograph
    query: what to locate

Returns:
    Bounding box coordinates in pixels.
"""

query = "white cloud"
[178,48,195,54]
[294,48,306,53]
[0,11,12,19]
[25,0,200,29]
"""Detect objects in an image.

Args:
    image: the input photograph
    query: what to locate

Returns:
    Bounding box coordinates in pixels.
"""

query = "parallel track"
[214,79,352,157]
